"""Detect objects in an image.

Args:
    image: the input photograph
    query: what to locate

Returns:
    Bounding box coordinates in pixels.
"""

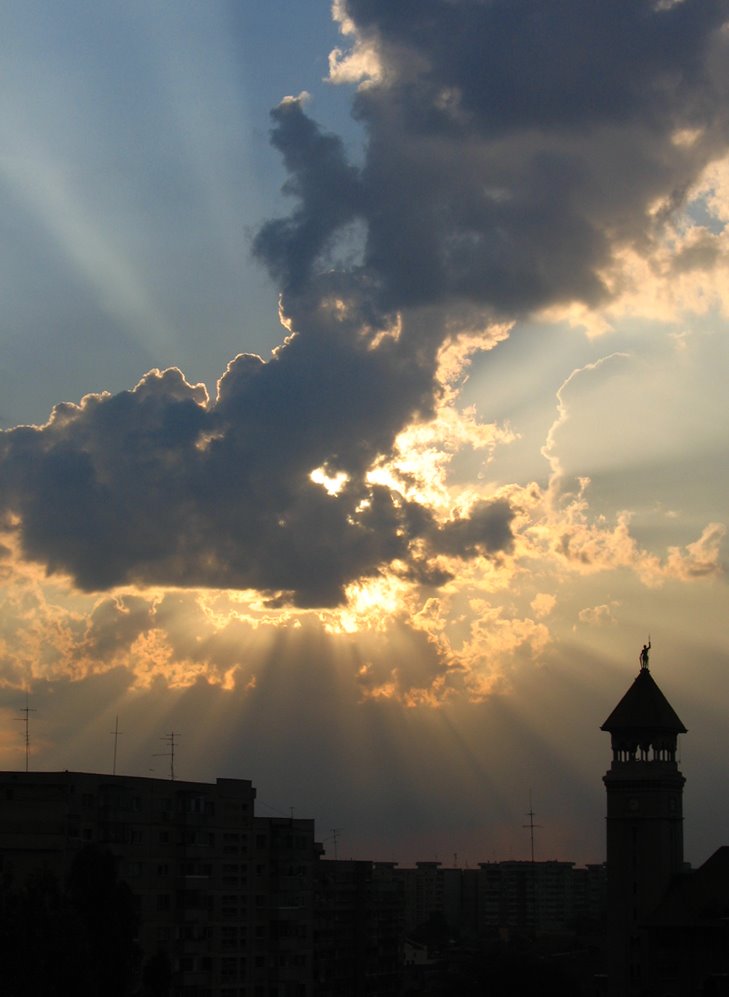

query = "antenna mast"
[523,791,543,933]
[523,791,542,864]
[110,715,123,775]
[330,827,343,860]
[17,690,36,772]
[154,731,179,781]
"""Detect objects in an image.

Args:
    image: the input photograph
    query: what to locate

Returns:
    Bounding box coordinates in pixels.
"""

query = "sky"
[1,0,728,868]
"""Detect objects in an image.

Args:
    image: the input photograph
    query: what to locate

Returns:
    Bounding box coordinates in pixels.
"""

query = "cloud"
[0,347,515,607]
[82,594,155,660]
[314,0,729,319]
[1,1,728,655]
[577,601,621,628]
[252,95,363,292]
[664,522,726,580]
[531,593,557,619]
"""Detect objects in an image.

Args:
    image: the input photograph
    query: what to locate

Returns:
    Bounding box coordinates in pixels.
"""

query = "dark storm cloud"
[344,0,725,133]
[430,499,514,559]
[253,98,362,291]
[259,0,729,313]
[0,354,513,605]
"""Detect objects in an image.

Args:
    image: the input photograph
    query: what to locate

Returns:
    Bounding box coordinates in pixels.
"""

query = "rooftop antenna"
[330,827,343,860]
[523,791,543,932]
[523,790,542,864]
[17,689,36,772]
[110,715,123,775]
[154,732,179,781]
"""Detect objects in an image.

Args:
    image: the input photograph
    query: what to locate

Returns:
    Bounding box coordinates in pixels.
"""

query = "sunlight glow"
[367,406,515,517]
[329,1,383,87]
[327,575,410,635]
[310,466,350,496]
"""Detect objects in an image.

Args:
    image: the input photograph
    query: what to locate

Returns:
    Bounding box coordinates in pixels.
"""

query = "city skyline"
[0,1,728,868]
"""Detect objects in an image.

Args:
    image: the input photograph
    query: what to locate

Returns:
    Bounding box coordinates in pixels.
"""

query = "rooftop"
[601,667,687,735]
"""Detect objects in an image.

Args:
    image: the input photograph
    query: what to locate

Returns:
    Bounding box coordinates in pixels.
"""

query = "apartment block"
[0,770,316,997]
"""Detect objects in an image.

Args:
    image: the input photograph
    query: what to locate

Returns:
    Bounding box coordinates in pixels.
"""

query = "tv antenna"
[17,690,36,772]
[523,791,543,933]
[110,715,123,775]
[330,828,344,860]
[154,731,179,781]
[523,791,542,864]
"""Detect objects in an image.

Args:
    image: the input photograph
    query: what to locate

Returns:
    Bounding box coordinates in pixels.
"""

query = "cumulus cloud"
[577,601,621,628]
[0,353,514,607]
[306,0,729,319]
[2,1,729,636]
[664,522,726,580]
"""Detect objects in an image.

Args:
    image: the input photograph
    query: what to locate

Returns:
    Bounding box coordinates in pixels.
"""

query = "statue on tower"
[639,640,651,670]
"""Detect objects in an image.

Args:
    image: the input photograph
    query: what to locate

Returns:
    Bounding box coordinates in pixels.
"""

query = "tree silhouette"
[0,846,140,997]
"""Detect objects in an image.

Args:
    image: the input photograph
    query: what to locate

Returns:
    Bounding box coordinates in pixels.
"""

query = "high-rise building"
[313,859,403,996]
[0,770,317,996]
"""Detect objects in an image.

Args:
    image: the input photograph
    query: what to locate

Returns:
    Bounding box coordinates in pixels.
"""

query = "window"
[222,895,239,919]
[182,795,206,814]
[221,957,237,981]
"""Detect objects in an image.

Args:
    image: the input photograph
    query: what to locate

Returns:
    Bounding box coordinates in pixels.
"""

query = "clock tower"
[601,651,687,995]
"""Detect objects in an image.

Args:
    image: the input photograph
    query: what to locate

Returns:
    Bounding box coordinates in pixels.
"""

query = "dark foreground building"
[602,656,729,995]
[0,766,605,996]
[314,860,403,996]
[0,771,317,996]
[17,655,728,995]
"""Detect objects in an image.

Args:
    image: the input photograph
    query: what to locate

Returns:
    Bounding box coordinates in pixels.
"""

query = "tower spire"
[602,648,686,995]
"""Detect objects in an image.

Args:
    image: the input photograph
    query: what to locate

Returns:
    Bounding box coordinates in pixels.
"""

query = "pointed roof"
[601,668,687,734]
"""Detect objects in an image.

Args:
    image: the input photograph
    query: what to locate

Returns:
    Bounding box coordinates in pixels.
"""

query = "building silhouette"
[602,657,729,995]
[19,657,729,994]
[0,771,318,996]
[0,764,607,995]
[314,859,403,996]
